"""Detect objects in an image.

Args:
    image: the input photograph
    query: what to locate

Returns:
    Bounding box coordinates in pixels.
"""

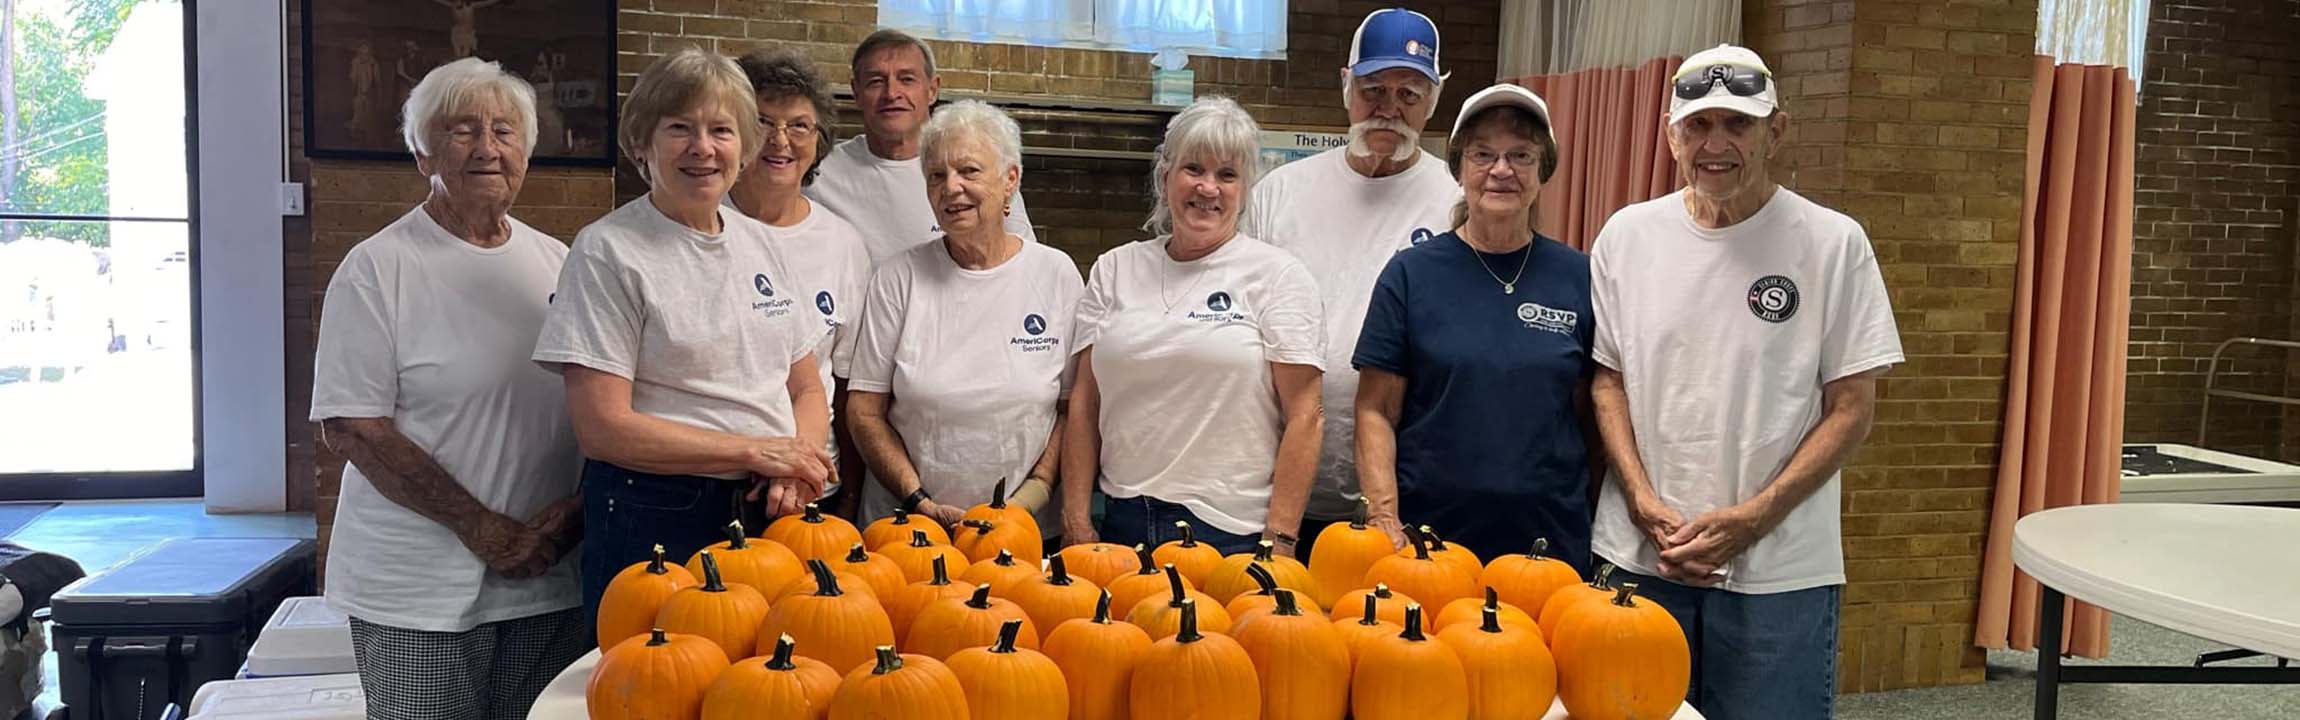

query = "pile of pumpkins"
[587,490,1691,720]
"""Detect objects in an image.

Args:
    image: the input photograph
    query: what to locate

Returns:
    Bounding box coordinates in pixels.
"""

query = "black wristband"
[901,487,932,513]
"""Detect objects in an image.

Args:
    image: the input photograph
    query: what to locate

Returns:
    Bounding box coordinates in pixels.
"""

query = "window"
[880,0,1287,61]
[0,0,195,490]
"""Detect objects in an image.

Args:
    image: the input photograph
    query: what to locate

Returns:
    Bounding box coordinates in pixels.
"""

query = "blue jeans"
[1604,560,1842,720]
[579,460,742,645]
[1097,495,1261,556]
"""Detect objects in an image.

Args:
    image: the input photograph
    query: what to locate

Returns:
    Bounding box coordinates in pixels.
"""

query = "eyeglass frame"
[1672,63,1771,101]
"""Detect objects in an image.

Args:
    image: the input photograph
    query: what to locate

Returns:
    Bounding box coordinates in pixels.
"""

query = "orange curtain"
[1510,56,1683,251]
[1973,56,2135,659]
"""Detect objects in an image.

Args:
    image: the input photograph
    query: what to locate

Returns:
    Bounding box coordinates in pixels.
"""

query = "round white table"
[2011,503,2300,718]
[529,648,1707,719]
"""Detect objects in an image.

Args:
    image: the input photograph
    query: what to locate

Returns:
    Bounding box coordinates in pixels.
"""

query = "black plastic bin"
[47,538,316,720]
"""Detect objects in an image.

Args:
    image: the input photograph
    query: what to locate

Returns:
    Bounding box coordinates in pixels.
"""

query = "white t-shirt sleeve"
[1055,258,1088,398]
[845,261,907,394]
[1589,220,1625,372]
[1819,225,1905,382]
[310,250,398,419]
[1259,257,1326,369]
[532,232,642,378]
[1073,250,1119,351]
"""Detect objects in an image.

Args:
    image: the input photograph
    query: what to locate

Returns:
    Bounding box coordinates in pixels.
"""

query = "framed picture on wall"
[301,0,616,166]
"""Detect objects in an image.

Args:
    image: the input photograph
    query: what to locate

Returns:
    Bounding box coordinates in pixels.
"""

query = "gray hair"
[400,57,539,158]
[1143,96,1262,236]
[919,100,1022,174]
[851,29,938,79]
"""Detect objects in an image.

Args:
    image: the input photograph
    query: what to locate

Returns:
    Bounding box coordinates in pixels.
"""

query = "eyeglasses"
[1464,147,1540,169]
[1673,63,1770,101]
[759,118,818,142]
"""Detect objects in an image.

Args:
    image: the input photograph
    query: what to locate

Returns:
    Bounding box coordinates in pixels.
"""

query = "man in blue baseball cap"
[1248,7,1462,559]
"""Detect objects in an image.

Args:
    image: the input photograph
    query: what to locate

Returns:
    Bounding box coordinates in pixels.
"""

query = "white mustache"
[1346,119,1418,162]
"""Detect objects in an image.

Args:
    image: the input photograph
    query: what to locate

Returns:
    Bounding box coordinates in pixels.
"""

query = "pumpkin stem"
[892,507,912,524]
[990,477,1010,509]
[724,521,749,549]
[929,555,953,586]
[991,619,1024,654]
[911,529,934,548]
[1274,588,1303,616]
[1253,540,1276,562]
[1245,562,1278,596]
[1132,544,1157,575]
[1530,537,1550,559]
[1374,582,1393,600]
[1357,592,1382,627]
[1048,554,1074,585]
[803,503,824,523]
[870,645,903,675]
[846,543,871,564]
[967,583,994,609]
[1092,589,1115,624]
[1399,604,1428,642]
[646,628,669,646]
[1483,586,1499,609]
[1403,525,1432,560]
[1420,525,1449,551]
[1591,563,1615,590]
[1480,605,1502,634]
[1351,497,1369,529]
[963,519,995,536]
[994,548,1018,567]
[1612,582,1640,607]
[766,634,799,670]
[697,551,727,592]
[1163,563,1187,607]
[806,558,843,597]
[646,544,670,575]
[1176,598,1203,643]
[1175,521,1198,547]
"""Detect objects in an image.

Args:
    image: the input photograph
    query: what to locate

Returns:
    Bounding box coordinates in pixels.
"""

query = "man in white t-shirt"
[1247,8,1462,555]
[1588,45,1903,720]
[807,29,1036,265]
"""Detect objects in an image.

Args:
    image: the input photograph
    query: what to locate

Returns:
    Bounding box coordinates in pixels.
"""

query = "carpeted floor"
[1837,614,2299,719]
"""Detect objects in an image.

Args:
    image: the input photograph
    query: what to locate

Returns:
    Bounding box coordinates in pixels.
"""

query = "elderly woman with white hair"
[1061,96,1327,556]
[531,46,831,625]
[310,57,585,718]
[845,100,1081,538]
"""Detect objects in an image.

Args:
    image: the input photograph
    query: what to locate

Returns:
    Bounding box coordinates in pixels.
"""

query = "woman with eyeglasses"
[1351,84,1596,571]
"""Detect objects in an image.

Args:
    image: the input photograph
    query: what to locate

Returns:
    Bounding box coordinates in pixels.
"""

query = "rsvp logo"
[753,273,775,297]
[1206,291,1234,312]
[1024,314,1048,336]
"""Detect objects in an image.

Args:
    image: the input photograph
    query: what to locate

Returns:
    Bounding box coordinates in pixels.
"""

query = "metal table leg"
[2035,584,2066,720]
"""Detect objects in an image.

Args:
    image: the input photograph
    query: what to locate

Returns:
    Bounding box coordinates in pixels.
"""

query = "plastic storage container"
[49,538,317,720]
[186,673,363,719]
[239,597,352,679]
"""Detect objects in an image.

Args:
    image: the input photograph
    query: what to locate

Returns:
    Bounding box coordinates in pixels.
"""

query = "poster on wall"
[301,0,616,166]
[1259,129,1450,170]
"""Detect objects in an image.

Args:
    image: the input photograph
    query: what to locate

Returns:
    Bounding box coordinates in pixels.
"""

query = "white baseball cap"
[1669,44,1779,124]
[1449,83,1555,145]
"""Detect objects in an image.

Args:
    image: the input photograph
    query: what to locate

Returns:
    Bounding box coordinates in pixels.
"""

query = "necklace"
[1465,229,1532,295]
[1158,241,1210,314]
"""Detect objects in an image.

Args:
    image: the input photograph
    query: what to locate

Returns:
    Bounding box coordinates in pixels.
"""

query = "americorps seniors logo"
[749,272,793,318]
[1410,228,1436,246]
[753,273,775,297]
[1516,302,1578,335]
[815,291,835,316]
[1024,314,1048,336]
[1748,275,1800,323]
[1012,312,1060,353]
[1187,290,1248,324]
[1206,291,1234,312]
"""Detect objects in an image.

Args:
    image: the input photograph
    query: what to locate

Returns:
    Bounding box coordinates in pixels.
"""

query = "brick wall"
[2124,0,2300,460]
[1748,0,2035,692]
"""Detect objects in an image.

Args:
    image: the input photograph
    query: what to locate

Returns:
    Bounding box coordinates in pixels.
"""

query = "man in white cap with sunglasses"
[1246,7,1462,558]
[1587,44,1902,719]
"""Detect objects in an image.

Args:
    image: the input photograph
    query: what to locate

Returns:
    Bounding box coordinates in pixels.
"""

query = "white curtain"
[2037,0,2151,83]
[880,0,1099,46]
[1501,0,1740,78]
[1096,0,1287,58]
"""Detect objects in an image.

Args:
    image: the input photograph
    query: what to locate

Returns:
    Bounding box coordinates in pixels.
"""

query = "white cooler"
[186,673,364,719]
[240,596,355,678]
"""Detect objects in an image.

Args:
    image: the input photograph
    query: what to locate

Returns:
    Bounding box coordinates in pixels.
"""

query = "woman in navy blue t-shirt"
[1351,84,1596,573]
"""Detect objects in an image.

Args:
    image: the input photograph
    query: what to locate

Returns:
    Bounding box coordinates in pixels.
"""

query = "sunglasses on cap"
[1673,63,1770,101]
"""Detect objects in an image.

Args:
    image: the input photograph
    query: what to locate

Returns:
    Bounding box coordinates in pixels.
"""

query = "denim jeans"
[1097,495,1261,556]
[578,460,742,645]
[1605,560,1843,720]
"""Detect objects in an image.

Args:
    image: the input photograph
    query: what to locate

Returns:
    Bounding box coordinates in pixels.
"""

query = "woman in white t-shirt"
[727,48,874,515]
[310,58,585,717]
[531,48,832,629]
[1060,97,1327,556]
[846,101,1082,540]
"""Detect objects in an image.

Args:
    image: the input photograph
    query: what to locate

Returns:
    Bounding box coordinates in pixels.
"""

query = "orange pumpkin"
[1231,590,1349,720]
[765,503,865,563]
[1438,604,1558,720]
[1364,526,1479,625]
[1415,525,1485,578]
[1331,583,1417,629]
[1106,543,1192,615]
[1537,563,1618,643]
[882,529,972,584]
[886,554,975,642]
[1480,537,1582,620]
[954,518,1042,565]
[961,477,1043,542]
[773,566,879,603]
[906,583,1040,660]
[1309,498,1398,609]
[1351,604,1469,720]
[827,646,968,720]
[1126,563,1232,640]
[1055,542,1141,587]
[1332,592,1403,678]
[947,619,1068,720]
[1552,583,1689,720]
[863,508,951,551]
[702,633,840,720]
[686,520,803,598]
[833,542,908,599]
[1152,521,1224,587]
[587,628,729,720]
[656,551,771,662]
[597,544,698,649]
[1128,599,1259,720]
[1435,587,1538,635]
[1042,590,1152,720]
[1227,562,1325,622]
[760,559,896,675]
[1009,553,1104,644]
[1205,540,1321,604]
[957,548,1039,598]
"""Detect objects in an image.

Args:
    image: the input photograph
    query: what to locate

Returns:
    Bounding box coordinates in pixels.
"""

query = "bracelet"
[901,487,932,514]
[1271,532,1299,546]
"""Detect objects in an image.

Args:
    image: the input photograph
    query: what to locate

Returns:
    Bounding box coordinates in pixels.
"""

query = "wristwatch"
[901,487,932,514]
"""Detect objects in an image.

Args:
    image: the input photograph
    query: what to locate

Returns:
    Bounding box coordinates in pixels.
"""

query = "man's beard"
[1346,118,1419,162]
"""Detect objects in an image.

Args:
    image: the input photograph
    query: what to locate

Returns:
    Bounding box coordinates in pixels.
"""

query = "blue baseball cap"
[1348,8,1444,83]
